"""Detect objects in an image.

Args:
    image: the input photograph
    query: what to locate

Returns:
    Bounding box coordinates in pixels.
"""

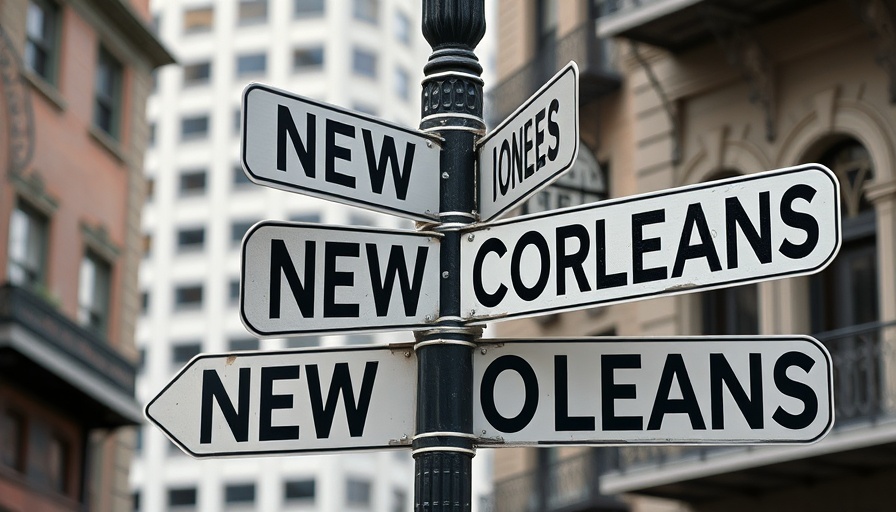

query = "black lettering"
[595,219,627,289]
[306,362,378,438]
[512,129,524,189]
[499,140,511,196]
[323,241,359,318]
[779,184,820,259]
[480,355,538,433]
[535,108,546,170]
[710,353,763,430]
[632,210,668,284]
[473,238,508,307]
[200,368,250,444]
[671,203,722,278]
[366,244,429,316]
[647,354,706,430]
[325,119,355,188]
[524,119,534,178]
[772,351,819,430]
[510,231,550,301]
[547,99,560,161]
[726,192,772,269]
[277,105,315,176]
[259,365,301,441]
[362,131,415,200]
[601,354,643,431]
[269,239,314,319]
[556,224,591,295]
[555,355,595,431]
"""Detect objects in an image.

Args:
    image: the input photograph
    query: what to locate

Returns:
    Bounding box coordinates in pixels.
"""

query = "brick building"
[0,0,171,510]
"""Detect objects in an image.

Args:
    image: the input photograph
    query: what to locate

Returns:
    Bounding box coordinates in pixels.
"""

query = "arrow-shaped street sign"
[477,62,579,222]
[146,336,833,458]
[145,345,416,457]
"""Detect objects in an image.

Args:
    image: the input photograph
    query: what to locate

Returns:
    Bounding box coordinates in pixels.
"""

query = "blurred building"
[132,0,493,510]
[489,1,896,511]
[0,0,171,511]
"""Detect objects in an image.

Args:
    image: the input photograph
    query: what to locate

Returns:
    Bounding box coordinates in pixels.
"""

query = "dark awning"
[0,285,142,428]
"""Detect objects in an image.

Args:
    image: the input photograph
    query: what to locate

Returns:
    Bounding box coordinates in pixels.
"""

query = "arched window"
[808,140,879,422]
[810,140,878,332]
[699,171,759,335]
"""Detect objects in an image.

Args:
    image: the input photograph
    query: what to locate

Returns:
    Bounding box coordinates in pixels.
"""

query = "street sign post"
[477,62,579,222]
[145,1,846,506]
[145,345,416,457]
[240,221,440,337]
[473,337,834,445]
[241,83,442,221]
[461,164,841,323]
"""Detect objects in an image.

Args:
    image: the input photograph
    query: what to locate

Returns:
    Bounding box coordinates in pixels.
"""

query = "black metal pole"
[414,1,485,511]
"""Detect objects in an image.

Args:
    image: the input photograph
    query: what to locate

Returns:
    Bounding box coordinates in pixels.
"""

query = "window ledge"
[88,126,127,163]
[22,70,67,112]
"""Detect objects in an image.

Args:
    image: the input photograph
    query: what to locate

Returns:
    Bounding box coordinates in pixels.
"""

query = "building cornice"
[87,0,175,68]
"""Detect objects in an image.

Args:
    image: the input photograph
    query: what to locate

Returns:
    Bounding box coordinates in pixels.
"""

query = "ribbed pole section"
[414,1,485,511]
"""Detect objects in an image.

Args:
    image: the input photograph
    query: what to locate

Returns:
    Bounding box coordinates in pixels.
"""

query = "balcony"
[487,22,620,125]
[598,320,896,503]
[492,450,628,512]
[0,284,142,428]
[597,0,818,52]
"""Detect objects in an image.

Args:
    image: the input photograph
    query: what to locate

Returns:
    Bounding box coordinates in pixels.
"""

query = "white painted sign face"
[478,62,579,222]
[473,337,833,445]
[241,83,442,221]
[241,222,440,337]
[145,346,416,457]
[461,164,841,323]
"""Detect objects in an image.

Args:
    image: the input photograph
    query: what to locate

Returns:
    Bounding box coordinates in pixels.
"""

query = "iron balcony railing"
[601,319,896,475]
[596,0,821,52]
[487,22,620,125]
[491,450,626,512]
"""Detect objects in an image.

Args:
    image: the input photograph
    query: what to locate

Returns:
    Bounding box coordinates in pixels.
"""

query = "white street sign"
[478,62,579,222]
[461,164,841,323]
[473,337,833,445]
[241,83,442,221]
[241,221,440,337]
[145,345,416,457]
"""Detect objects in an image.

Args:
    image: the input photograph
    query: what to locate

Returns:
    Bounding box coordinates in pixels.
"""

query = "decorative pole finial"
[420,0,486,126]
[422,0,486,51]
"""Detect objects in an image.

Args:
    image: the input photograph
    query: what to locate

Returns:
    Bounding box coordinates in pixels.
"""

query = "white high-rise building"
[132,0,495,511]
